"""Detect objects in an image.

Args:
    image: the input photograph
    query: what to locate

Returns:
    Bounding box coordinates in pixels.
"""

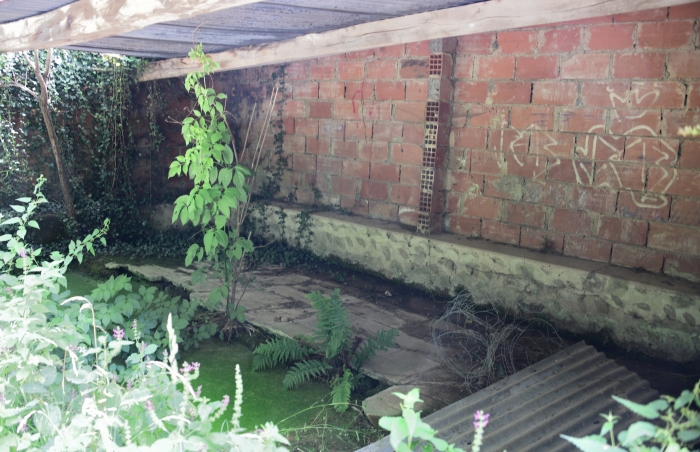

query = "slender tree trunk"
[29,50,75,220]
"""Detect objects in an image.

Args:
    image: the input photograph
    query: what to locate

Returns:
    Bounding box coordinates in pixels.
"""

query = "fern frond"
[308,289,353,359]
[331,369,353,412]
[351,328,399,369]
[282,359,331,390]
[252,337,311,371]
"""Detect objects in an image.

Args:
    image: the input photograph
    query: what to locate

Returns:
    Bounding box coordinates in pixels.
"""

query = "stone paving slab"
[106,262,463,393]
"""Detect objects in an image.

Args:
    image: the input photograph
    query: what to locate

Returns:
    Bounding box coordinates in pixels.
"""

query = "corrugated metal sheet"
[1,0,485,58]
[358,341,660,452]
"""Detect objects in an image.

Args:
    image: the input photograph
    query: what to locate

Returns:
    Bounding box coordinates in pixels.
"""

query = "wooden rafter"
[140,0,695,81]
[0,0,266,52]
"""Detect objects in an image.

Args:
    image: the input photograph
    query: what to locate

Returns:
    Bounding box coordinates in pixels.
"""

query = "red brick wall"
[237,3,700,282]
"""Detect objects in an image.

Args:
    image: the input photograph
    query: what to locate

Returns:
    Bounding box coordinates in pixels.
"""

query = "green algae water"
[63,272,335,432]
[181,338,334,432]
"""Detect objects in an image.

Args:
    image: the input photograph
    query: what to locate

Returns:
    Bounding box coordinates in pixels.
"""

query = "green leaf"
[612,396,662,419]
[222,146,234,164]
[619,421,656,446]
[233,169,245,188]
[27,220,39,229]
[674,390,694,410]
[560,435,625,452]
[215,215,227,230]
[218,167,233,187]
[677,429,700,442]
[10,205,24,213]
[144,344,157,355]
[15,197,32,203]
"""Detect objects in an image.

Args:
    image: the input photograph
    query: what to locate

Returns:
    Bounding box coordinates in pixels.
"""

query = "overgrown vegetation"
[168,45,278,331]
[253,289,398,412]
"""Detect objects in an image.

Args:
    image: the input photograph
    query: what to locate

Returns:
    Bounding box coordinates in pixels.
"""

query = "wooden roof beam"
[140,0,695,81]
[0,0,266,52]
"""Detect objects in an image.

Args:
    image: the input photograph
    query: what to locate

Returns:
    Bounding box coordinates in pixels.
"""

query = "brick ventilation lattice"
[425,101,440,122]
[429,54,443,75]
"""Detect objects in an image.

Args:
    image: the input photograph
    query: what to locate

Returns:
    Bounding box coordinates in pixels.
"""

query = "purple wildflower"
[145,400,155,411]
[19,249,27,258]
[112,326,124,340]
[195,385,202,397]
[222,395,230,407]
[473,410,490,429]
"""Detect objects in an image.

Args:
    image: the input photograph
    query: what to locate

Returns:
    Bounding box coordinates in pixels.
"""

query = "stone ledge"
[249,202,700,363]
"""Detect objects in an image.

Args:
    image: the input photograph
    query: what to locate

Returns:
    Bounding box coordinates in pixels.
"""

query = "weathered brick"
[648,167,700,196]
[550,208,594,235]
[561,54,610,79]
[609,109,661,136]
[399,59,429,79]
[597,215,648,245]
[446,215,482,237]
[293,154,316,172]
[520,227,565,253]
[342,160,369,178]
[541,28,581,53]
[469,105,509,128]
[516,55,559,79]
[668,51,700,78]
[309,60,335,79]
[581,82,630,108]
[669,3,700,19]
[505,201,546,227]
[615,7,668,22]
[391,143,422,165]
[497,30,538,54]
[370,162,400,183]
[508,154,546,179]
[293,81,319,99]
[661,110,700,137]
[366,59,397,79]
[338,61,364,80]
[283,99,306,117]
[360,180,389,200]
[394,102,426,122]
[345,81,374,101]
[511,106,554,130]
[334,101,363,120]
[375,44,406,58]
[359,141,390,161]
[390,185,421,206]
[453,127,488,150]
[319,120,344,139]
[595,161,645,191]
[570,185,618,214]
[346,49,374,60]
[368,202,398,220]
[490,81,531,104]
[484,175,523,200]
[333,140,358,158]
[285,61,309,80]
[489,129,530,153]
[455,81,490,103]
[345,120,372,140]
[376,81,405,101]
[638,21,695,49]
[617,190,670,221]
[471,150,505,175]
[317,156,342,175]
[577,134,624,160]
[648,222,700,255]
[331,176,357,197]
[309,101,333,119]
[624,137,679,166]
[319,81,344,100]
[530,131,575,157]
[587,24,635,51]
[454,55,475,78]
[522,179,569,207]
[611,244,664,272]
[295,118,319,137]
[688,82,700,109]
[306,137,331,155]
[476,56,515,79]
[532,81,578,106]
[559,108,606,133]
[282,117,295,135]
[457,33,497,55]
[283,135,305,154]
[630,81,686,109]
[670,198,700,227]
[482,220,521,245]
[664,253,700,282]
[406,80,429,101]
[462,195,502,220]
[406,40,431,57]
[680,141,700,168]
[400,165,422,185]
[372,122,402,142]
[450,171,483,193]
[613,53,666,79]
[563,236,612,262]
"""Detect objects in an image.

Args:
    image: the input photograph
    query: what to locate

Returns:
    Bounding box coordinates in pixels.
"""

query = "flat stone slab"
[105,262,465,396]
[362,384,464,427]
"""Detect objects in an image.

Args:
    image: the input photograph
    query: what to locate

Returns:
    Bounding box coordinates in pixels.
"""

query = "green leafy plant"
[253,289,399,412]
[562,380,700,452]
[168,45,279,331]
[0,181,289,451]
[378,388,467,452]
